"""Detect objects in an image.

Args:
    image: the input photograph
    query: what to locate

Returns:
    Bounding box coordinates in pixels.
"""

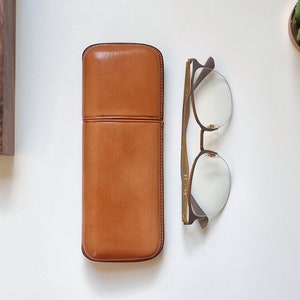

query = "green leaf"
[297,28,300,43]
[296,1,300,24]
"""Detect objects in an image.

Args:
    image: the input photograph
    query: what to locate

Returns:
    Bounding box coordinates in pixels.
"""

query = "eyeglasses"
[181,57,232,228]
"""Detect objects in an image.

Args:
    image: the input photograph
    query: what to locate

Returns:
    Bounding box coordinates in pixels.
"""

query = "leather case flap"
[83,43,163,120]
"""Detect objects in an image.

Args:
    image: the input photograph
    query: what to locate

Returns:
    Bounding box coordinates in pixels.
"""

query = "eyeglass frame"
[181,57,232,228]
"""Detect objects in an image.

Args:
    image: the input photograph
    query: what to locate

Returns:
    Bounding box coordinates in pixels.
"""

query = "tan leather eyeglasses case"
[82,43,164,262]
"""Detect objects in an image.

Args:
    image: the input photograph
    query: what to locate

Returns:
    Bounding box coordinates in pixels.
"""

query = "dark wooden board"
[0,0,15,155]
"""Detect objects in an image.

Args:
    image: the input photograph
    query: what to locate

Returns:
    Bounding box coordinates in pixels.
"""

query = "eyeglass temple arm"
[181,57,215,228]
[181,60,192,223]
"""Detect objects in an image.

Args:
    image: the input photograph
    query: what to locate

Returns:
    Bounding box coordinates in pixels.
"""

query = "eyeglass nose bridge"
[199,124,218,152]
[200,129,204,151]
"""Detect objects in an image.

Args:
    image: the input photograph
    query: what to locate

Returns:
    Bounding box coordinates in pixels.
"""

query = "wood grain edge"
[0,0,15,155]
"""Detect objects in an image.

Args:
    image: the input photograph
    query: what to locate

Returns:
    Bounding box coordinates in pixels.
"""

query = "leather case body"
[82,43,164,262]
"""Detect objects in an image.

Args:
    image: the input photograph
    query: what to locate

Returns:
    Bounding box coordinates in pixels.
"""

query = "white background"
[0,0,300,299]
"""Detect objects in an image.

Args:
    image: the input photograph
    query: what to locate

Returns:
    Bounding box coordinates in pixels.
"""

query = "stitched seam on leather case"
[83,119,163,124]
[83,116,161,122]
[159,122,164,254]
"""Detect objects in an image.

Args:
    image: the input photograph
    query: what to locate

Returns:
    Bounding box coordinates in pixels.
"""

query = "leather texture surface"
[82,43,164,262]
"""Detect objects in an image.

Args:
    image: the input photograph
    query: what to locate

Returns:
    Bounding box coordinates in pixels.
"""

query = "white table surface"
[1,0,300,299]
